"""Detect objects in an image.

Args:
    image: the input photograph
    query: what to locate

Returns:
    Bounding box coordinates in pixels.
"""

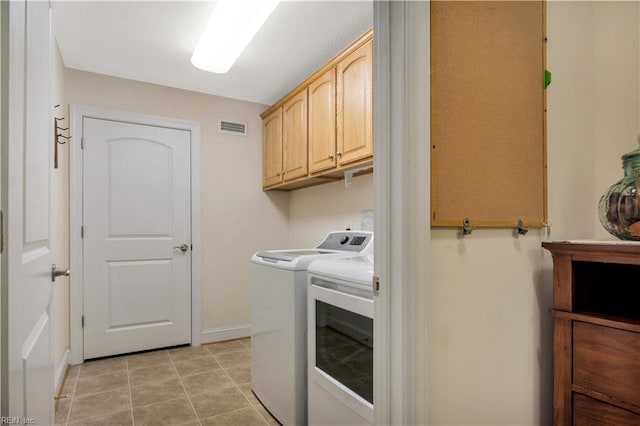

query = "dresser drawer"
[573,322,640,408]
[573,394,640,426]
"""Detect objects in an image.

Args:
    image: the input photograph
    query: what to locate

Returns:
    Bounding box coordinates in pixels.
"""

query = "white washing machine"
[251,231,373,426]
[307,254,374,426]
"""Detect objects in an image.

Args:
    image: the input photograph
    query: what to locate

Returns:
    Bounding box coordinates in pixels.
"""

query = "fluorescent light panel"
[191,0,280,74]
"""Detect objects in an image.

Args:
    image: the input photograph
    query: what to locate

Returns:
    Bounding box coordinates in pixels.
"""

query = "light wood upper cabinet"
[260,29,373,190]
[308,69,337,174]
[262,91,309,188]
[282,89,308,181]
[262,107,283,188]
[337,39,373,166]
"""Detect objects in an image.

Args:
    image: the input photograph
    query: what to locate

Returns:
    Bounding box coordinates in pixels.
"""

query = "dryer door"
[308,277,374,423]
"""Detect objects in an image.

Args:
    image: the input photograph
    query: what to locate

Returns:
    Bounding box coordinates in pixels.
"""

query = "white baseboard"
[54,349,70,395]
[201,324,251,344]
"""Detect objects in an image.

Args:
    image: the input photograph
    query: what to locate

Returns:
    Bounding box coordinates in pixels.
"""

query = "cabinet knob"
[337,151,343,158]
[328,154,334,160]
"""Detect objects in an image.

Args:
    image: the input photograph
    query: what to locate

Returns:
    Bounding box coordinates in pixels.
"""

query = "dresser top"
[543,240,640,257]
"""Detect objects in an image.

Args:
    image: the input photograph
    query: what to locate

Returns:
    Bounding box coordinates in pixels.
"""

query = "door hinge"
[81,315,85,328]
[81,226,84,239]
[0,209,4,254]
[81,137,84,150]
[372,275,380,296]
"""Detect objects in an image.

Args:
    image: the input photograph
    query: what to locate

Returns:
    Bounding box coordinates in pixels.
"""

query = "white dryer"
[251,231,373,426]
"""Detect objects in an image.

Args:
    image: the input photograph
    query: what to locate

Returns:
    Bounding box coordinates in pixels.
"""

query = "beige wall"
[287,174,374,246]
[428,2,640,425]
[546,1,597,242]
[63,69,290,337]
[429,229,550,425]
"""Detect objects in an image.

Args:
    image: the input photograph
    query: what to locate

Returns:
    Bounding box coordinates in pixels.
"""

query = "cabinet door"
[337,39,373,166]
[309,69,337,174]
[262,107,283,188]
[574,394,640,426]
[283,90,308,181]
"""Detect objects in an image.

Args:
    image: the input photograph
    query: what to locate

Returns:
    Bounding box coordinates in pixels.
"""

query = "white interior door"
[4,0,55,422]
[82,118,192,359]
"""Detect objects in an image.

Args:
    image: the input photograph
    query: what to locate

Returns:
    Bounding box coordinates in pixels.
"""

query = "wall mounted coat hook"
[53,105,71,169]
[516,219,528,235]
[461,217,474,236]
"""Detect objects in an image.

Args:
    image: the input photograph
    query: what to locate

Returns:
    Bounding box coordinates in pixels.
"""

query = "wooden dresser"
[542,241,640,425]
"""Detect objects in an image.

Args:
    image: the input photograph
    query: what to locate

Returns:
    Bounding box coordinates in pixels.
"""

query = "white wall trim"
[402,3,430,424]
[372,2,392,424]
[374,2,430,425]
[0,0,9,416]
[53,348,69,396]
[201,324,251,344]
[69,104,202,364]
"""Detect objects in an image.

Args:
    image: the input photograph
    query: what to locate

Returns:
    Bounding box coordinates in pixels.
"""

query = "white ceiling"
[52,1,373,106]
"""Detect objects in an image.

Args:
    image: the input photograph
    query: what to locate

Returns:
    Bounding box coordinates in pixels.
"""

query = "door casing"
[373,2,430,424]
[69,104,202,364]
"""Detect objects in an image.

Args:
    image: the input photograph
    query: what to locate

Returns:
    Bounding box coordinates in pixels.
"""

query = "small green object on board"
[544,69,552,89]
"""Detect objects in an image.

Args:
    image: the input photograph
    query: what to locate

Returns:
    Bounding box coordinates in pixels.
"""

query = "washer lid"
[255,249,336,262]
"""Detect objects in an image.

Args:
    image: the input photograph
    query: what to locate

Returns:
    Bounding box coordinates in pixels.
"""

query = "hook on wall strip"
[54,105,71,169]
[516,219,528,235]
[461,217,474,236]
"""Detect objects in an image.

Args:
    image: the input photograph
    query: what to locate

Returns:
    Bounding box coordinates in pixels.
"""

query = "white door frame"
[1,1,7,414]
[373,2,430,425]
[69,104,202,365]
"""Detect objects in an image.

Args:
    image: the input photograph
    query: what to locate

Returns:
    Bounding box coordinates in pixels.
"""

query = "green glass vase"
[598,136,640,240]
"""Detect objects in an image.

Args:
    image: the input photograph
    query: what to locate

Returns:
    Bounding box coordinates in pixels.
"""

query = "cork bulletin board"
[430,1,547,228]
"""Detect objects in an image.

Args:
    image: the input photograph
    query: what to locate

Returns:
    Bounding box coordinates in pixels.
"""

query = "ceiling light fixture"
[191,0,280,74]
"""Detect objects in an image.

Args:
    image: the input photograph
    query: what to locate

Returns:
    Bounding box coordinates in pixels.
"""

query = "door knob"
[174,244,189,253]
[51,264,70,282]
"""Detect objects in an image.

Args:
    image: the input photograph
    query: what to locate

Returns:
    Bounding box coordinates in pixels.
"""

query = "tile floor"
[55,338,279,426]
